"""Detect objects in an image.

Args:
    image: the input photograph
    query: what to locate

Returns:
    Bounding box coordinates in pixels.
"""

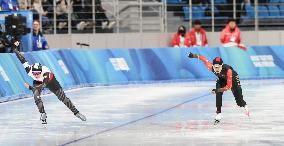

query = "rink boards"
[0,46,284,100]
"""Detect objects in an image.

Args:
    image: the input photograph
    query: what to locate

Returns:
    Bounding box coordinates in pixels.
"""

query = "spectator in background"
[226,0,244,24]
[56,0,68,30]
[18,0,31,10]
[72,0,93,31]
[220,19,246,50]
[188,20,208,47]
[95,0,115,32]
[32,20,49,51]
[1,0,19,11]
[31,0,52,32]
[171,25,191,48]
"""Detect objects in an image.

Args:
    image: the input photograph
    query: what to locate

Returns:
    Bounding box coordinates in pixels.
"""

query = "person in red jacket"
[188,20,208,47]
[220,19,247,51]
[188,52,250,125]
[171,25,191,48]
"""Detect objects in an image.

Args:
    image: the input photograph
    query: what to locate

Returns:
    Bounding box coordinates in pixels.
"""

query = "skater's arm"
[219,69,233,92]
[188,52,212,70]
[13,49,31,73]
[12,41,32,73]
[197,55,213,70]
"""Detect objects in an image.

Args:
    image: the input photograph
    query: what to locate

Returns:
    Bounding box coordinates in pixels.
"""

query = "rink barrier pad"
[1,46,284,101]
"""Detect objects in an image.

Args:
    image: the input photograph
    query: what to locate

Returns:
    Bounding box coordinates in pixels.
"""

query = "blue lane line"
[59,92,212,146]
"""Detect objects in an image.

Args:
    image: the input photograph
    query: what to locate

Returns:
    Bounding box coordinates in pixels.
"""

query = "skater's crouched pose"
[188,52,249,124]
[14,49,86,124]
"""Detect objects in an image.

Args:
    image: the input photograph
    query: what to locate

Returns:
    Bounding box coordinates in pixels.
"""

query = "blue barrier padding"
[0,46,284,101]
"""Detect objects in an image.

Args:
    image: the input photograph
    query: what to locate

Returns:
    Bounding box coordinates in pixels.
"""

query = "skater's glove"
[212,88,224,94]
[187,52,198,58]
[211,89,216,94]
[12,41,20,52]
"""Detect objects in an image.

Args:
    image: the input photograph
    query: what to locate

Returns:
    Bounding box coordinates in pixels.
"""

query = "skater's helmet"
[213,57,223,65]
[31,63,42,73]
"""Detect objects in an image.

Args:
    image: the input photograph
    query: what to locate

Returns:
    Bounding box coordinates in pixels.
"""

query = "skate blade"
[42,120,47,124]
[79,116,86,121]
[76,114,87,121]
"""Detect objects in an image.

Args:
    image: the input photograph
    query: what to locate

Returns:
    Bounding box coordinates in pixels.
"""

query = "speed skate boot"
[40,113,47,124]
[214,113,222,125]
[75,112,86,121]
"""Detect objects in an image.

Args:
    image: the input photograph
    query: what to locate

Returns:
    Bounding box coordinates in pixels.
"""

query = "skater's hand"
[24,83,30,89]
[212,89,223,94]
[14,41,20,47]
[12,41,20,52]
[212,88,226,94]
[24,83,34,91]
[187,52,198,58]
[211,89,216,94]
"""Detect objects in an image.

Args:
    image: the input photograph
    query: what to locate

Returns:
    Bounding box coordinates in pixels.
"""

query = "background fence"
[21,0,284,34]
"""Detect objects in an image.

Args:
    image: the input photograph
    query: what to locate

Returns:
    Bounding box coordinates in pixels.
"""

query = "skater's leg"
[231,83,249,116]
[53,88,79,114]
[33,88,47,124]
[214,82,224,124]
[215,91,223,124]
[45,77,79,114]
[33,89,45,114]
[216,92,223,113]
[52,88,86,121]
[46,77,86,121]
[216,82,224,113]
[231,86,246,107]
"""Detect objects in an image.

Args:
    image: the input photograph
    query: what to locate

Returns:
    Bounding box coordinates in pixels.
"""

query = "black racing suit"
[197,55,247,113]
[14,50,79,115]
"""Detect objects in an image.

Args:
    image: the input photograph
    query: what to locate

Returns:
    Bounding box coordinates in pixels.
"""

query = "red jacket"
[188,28,208,47]
[171,33,191,47]
[220,25,241,44]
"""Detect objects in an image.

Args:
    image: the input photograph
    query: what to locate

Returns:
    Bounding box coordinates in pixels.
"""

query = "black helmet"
[32,63,42,72]
[213,57,223,65]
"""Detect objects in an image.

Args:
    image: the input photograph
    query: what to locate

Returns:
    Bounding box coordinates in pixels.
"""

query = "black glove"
[187,52,197,58]
[212,88,225,94]
[12,40,20,52]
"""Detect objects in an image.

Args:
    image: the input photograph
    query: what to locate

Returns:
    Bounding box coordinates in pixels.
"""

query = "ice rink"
[0,80,283,146]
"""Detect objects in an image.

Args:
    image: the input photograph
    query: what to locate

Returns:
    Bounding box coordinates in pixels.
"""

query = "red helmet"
[213,57,223,65]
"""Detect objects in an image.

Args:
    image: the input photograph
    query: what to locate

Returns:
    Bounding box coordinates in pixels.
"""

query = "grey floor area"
[0,80,283,146]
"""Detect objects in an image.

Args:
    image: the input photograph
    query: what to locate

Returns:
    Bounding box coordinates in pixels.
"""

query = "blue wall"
[0,46,283,101]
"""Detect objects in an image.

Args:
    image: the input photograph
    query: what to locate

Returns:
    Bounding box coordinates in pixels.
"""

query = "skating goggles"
[32,71,42,75]
[213,64,222,69]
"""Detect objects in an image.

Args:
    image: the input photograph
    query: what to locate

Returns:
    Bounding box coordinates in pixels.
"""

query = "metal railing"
[22,0,284,34]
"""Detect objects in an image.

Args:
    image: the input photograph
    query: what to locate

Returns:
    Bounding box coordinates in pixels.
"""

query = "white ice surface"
[0,80,283,146]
